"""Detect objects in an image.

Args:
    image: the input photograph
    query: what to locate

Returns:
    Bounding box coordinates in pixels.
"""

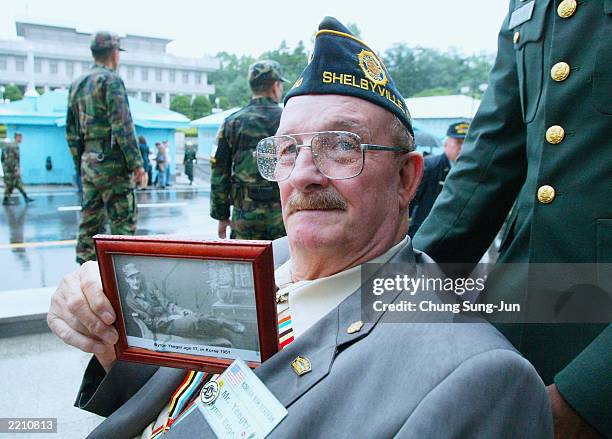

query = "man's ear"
[398,151,424,211]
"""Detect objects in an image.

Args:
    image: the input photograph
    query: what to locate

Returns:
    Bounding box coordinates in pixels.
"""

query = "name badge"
[508,1,535,29]
[198,359,288,438]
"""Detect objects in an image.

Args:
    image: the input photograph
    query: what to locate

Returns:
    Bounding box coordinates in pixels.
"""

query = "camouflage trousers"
[76,153,137,264]
[230,204,286,240]
[3,173,28,198]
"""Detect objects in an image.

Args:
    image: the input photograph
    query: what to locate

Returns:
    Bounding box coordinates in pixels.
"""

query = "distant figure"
[162,140,171,187]
[183,142,197,185]
[2,132,34,205]
[211,60,287,240]
[66,31,146,264]
[154,142,167,188]
[408,121,469,237]
[138,135,151,187]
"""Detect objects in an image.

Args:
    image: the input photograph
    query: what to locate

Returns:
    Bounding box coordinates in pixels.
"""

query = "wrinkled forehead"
[278,94,393,142]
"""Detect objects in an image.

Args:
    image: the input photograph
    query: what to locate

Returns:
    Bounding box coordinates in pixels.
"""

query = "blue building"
[189,107,240,158]
[0,89,189,184]
[407,95,480,139]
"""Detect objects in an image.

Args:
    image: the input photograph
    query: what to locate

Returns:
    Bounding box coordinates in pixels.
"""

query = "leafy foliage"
[170,95,192,118]
[3,84,23,101]
[205,40,494,111]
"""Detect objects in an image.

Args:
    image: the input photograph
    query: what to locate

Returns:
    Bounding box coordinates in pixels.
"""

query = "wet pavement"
[0,185,218,292]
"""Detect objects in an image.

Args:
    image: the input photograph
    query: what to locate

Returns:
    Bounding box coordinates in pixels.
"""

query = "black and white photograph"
[112,254,261,363]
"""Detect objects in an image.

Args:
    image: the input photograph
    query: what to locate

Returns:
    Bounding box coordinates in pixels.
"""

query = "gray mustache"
[286,189,348,213]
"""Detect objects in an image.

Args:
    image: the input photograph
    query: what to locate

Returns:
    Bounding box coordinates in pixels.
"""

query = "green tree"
[260,40,309,93]
[191,95,213,119]
[346,22,362,39]
[170,95,192,118]
[3,84,23,101]
[382,44,493,98]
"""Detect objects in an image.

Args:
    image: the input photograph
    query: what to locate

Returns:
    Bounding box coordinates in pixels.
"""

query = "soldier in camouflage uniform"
[211,60,287,240]
[183,142,197,185]
[2,132,34,205]
[122,263,245,341]
[66,31,145,264]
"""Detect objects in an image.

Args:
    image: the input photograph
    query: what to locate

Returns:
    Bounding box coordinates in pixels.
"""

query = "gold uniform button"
[551,62,571,82]
[546,125,565,144]
[513,31,521,44]
[537,185,556,204]
[558,0,577,18]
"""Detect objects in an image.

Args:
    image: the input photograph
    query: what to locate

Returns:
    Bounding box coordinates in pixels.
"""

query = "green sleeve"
[413,0,527,265]
[66,86,83,169]
[105,76,143,171]
[554,325,612,437]
[210,123,233,220]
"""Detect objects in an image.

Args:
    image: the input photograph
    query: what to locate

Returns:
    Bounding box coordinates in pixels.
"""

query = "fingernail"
[101,312,114,325]
[93,344,106,354]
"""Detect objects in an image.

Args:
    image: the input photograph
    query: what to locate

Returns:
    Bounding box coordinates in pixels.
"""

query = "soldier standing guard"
[1,132,34,205]
[183,141,197,185]
[210,60,287,240]
[66,31,146,264]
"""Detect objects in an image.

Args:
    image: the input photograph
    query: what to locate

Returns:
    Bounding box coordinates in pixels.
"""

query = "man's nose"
[287,146,329,191]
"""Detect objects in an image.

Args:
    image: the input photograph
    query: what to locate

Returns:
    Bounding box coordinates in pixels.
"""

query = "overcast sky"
[1,0,509,58]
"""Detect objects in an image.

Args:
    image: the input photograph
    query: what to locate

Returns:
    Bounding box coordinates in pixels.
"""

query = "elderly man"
[48,18,552,438]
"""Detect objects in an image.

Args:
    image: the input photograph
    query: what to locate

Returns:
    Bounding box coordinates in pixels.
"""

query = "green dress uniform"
[1,141,32,204]
[210,96,286,240]
[66,62,143,264]
[413,0,611,435]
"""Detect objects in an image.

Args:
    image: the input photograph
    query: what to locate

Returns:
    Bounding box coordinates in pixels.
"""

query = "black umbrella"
[414,128,441,148]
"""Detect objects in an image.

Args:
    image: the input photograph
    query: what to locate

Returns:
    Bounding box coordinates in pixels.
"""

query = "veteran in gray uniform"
[48,17,552,438]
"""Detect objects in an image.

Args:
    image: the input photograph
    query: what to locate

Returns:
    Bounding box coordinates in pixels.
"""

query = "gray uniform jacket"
[76,240,552,438]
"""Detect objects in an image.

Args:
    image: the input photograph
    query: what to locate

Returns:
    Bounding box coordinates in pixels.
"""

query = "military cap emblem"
[200,379,220,405]
[291,356,312,376]
[292,77,304,90]
[358,50,388,86]
[455,123,470,135]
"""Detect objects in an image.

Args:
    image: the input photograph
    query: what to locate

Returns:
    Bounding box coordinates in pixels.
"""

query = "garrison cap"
[446,121,471,139]
[90,31,125,52]
[122,263,140,277]
[284,16,413,136]
[248,60,288,86]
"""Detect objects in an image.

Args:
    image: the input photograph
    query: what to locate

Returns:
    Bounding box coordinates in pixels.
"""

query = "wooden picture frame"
[94,235,278,373]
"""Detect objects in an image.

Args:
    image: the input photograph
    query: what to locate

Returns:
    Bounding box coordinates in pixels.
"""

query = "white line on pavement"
[58,202,188,212]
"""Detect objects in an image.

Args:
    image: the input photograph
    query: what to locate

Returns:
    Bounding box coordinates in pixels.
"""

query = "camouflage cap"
[248,60,288,85]
[90,31,125,52]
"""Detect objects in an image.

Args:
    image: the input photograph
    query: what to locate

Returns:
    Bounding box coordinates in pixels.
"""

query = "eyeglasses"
[256,131,408,182]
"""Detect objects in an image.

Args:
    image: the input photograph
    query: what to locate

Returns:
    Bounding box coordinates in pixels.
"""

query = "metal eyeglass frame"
[255,131,409,182]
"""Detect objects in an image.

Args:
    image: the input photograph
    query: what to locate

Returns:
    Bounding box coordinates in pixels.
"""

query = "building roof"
[0,89,190,129]
[15,17,174,44]
[190,108,242,127]
[406,95,481,119]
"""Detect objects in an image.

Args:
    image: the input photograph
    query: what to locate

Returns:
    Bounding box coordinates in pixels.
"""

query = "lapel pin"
[291,356,312,376]
[347,320,364,334]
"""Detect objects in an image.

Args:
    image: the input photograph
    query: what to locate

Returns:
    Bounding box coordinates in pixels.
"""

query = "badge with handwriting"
[197,359,288,438]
